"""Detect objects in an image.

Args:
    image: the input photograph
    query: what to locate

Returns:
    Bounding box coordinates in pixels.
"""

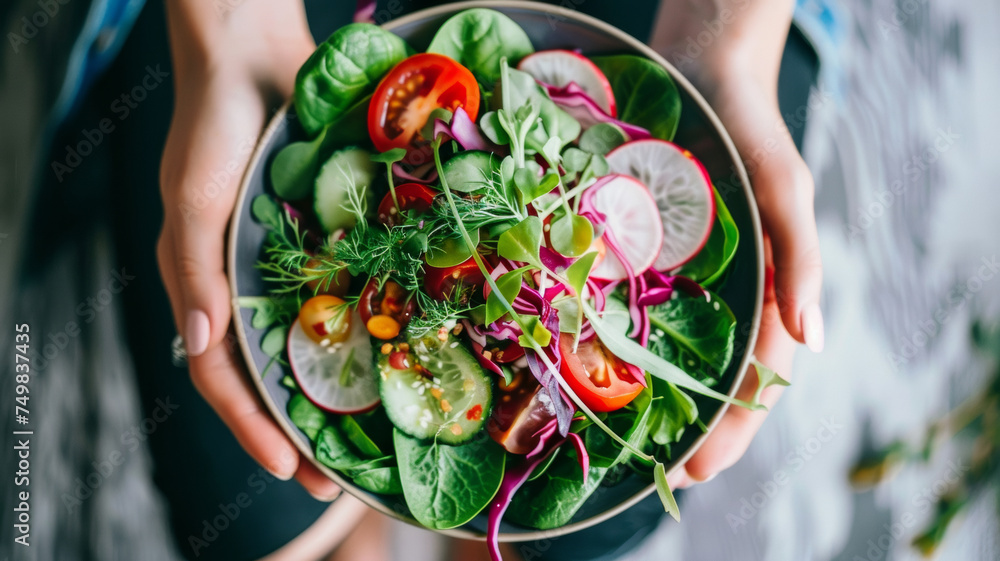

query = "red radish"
[287,314,380,414]
[582,174,664,280]
[518,50,616,116]
[606,140,715,271]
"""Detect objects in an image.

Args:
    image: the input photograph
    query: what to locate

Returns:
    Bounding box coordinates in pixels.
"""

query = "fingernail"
[801,302,825,353]
[311,487,342,502]
[703,472,718,482]
[185,310,211,357]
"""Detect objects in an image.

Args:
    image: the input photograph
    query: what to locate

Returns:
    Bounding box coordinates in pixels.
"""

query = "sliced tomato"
[423,257,487,301]
[487,369,556,455]
[358,279,416,327]
[376,183,437,226]
[559,333,643,412]
[368,53,480,160]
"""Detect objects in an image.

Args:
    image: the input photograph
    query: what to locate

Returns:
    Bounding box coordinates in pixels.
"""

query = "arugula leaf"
[750,357,790,406]
[497,216,543,267]
[288,393,327,441]
[295,24,412,136]
[676,188,739,285]
[393,430,506,529]
[583,304,758,410]
[647,289,736,374]
[426,8,534,84]
[654,462,681,522]
[591,55,681,141]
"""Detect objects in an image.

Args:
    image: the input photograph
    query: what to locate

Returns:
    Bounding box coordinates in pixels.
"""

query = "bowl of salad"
[228,1,767,555]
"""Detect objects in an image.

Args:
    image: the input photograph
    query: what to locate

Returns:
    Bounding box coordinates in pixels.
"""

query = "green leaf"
[592,55,681,141]
[419,108,453,141]
[393,429,506,529]
[339,415,383,458]
[750,357,790,407]
[499,68,581,151]
[486,266,529,325]
[287,393,327,441]
[583,304,757,410]
[579,123,628,155]
[549,213,594,258]
[506,454,608,529]
[676,188,739,285]
[647,289,736,374]
[497,216,543,267]
[654,462,681,522]
[295,24,412,136]
[425,229,480,268]
[370,147,407,164]
[270,134,326,201]
[315,425,393,474]
[565,252,597,296]
[479,111,512,145]
[251,195,284,230]
[561,147,592,173]
[353,466,403,495]
[442,151,501,193]
[426,8,534,84]
[513,168,559,203]
[518,315,552,348]
[238,295,298,330]
[261,325,288,358]
[647,379,698,446]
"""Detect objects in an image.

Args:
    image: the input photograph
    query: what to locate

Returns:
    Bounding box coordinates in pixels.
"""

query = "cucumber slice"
[313,147,376,234]
[442,150,501,193]
[378,339,492,444]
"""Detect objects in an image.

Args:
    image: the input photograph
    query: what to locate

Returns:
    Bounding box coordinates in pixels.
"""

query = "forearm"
[650,0,795,92]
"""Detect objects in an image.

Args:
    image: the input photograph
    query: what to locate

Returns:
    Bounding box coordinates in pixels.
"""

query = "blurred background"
[1,0,998,560]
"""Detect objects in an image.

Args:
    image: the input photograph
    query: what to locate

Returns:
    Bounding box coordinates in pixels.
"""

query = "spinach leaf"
[339,415,383,458]
[646,378,698,446]
[353,466,403,495]
[506,453,607,530]
[676,188,739,285]
[288,393,327,441]
[237,295,298,330]
[315,425,394,474]
[393,430,506,530]
[295,24,411,136]
[427,8,534,85]
[251,194,283,229]
[592,55,681,141]
[647,289,736,376]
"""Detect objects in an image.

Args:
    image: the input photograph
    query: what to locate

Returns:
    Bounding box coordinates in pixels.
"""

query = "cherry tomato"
[559,333,644,412]
[358,279,416,328]
[368,54,480,159]
[487,370,556,455]
[376,183,438,226]
[298,295,352,345]
[302,257,351,297]
[424,257,487,301]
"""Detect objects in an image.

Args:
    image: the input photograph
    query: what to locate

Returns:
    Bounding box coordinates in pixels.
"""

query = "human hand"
[650,0,824,486]
[156,0,340,500]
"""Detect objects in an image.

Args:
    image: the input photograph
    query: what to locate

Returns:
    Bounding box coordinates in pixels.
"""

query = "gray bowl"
[228,0,763,542]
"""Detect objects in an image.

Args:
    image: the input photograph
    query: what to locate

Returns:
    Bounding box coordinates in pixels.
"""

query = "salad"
[240,8,782,560]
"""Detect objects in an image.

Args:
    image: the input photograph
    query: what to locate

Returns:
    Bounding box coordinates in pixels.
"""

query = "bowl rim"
[228,0,764,542]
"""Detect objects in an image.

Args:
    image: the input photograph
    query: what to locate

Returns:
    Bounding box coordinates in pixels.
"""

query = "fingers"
[295,460,342,501]
[714,82,825,352]
[188,340,301,480]
[677,245,798,481]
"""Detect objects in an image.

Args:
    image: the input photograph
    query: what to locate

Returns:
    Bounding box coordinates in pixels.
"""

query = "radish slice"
[583,174,664,280]
[607,140,715,271]
[518,50,616,116]
[287,314,379,414]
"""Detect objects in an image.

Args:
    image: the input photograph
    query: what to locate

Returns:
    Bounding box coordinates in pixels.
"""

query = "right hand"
[156,3,340,500]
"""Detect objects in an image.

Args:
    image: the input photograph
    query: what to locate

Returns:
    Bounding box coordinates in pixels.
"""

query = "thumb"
[173,216,233,357]
[718,85,825,351]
